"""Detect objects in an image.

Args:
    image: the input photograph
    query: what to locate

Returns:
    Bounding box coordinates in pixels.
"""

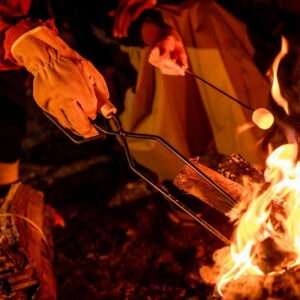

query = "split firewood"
[191,153,300,300]
[174,155,256,216]
[173,153,269,220]
[0,183,57,299]
[218,153,271,220]
[217,153,266,188]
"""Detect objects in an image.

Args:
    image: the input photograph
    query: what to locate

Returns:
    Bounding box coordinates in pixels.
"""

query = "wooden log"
[220,265,300,300]
[173,156,248,215]
[0,182,56,299]
[252,237,297,274]
[173,154,269,219]
[217,153,265,187]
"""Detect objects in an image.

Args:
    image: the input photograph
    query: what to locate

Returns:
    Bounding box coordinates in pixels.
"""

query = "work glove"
[11,26,116,138]
[148,27,188,76]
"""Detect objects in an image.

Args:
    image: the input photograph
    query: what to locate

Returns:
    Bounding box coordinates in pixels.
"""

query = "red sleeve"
[3,18,58,69]
[0,0,58,70]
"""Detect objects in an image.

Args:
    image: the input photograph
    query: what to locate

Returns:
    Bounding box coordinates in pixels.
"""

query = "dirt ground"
[19,101,231,300]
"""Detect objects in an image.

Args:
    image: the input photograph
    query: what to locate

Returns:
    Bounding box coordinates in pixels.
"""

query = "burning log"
[217,153,266,188]
[174,151,300,299]
[172,34,300,300]
[252,237,297,273]
[174,157,243,215]
[173,153,267,216]
[208,264,300,300]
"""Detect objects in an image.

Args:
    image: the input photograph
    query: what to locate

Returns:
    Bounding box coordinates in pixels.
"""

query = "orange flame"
[217,36,300,296]
[217,143,300,295]
[270,36,289,115]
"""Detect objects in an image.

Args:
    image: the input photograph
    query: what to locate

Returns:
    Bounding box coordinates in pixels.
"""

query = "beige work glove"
[11,26,116,138]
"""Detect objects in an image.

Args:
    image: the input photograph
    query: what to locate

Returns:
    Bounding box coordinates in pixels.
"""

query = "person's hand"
[109,0,157,38]
[11,26,116,138]
[148,34,188,76]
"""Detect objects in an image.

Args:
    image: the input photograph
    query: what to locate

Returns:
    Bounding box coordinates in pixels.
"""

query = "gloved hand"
[148,26,188,76]
[11,26,116,138]
[109,0,157,38]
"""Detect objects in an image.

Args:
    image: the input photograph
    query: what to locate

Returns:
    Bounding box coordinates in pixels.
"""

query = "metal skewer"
[185,69,254,111]
[185,69,275,130]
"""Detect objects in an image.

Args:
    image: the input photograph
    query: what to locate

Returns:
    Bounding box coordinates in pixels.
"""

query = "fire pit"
[173,36,300,300]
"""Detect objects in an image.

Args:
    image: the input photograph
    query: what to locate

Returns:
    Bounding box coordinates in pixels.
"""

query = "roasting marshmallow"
[252,108,274,130]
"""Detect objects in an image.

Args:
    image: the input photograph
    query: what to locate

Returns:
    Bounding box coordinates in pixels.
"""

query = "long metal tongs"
[44,111,234,245]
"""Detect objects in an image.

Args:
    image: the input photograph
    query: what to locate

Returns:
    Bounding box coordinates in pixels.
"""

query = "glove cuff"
[11,26,80,75]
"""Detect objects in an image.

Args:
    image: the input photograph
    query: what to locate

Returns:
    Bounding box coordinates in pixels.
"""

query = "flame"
[217,144,300,295]
[217,36,300,296]
[270,36,289,115]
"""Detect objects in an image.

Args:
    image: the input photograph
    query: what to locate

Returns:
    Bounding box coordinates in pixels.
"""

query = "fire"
[270,36,289,115]
[217,143,300,294]
[217,36,300,296]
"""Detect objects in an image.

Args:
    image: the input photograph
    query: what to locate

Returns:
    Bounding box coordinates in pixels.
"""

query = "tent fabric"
[118,0,270,181]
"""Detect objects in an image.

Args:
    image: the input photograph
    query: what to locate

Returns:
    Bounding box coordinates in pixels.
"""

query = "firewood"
[0,183,56,299]
[219,265,300,300]
[173,156,249,215]
[191,156,300,300]
[217,153,265,188]
[173,153,272,223]
[221,274,266,300]
[199,238,300,299]
[252,237,297,274]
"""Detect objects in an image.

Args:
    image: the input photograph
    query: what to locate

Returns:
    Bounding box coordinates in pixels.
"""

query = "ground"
[19,101,230,299]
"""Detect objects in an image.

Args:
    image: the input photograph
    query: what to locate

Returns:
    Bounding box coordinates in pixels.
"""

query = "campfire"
[174,36,300,299]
